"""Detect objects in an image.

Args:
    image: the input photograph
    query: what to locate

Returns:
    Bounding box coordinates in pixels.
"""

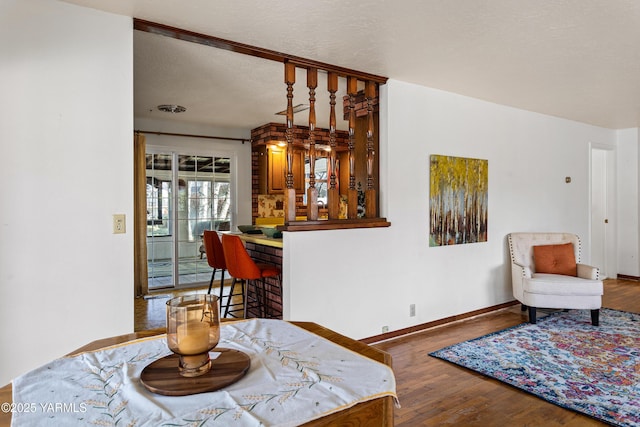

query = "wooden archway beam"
[134,19,388,84]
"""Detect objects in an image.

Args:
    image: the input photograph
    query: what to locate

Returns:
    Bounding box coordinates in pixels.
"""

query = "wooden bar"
[134,130,248,143]
[365,80,378,218]
[347,77,358,219]
[284,62,297,222]
[306,68,319,221]
[133,19,388,84]
[327,72,340,220]
[281,217,391,231]
[251,122,348,148]
[235,233,283,249]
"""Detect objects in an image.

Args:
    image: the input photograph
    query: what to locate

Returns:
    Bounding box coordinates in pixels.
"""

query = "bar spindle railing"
[284,62,296,222]
[365,80,377,218]
[306,68,318,221]
[281,66,380,226]
[347,76,358,219]
[327,72,340,220]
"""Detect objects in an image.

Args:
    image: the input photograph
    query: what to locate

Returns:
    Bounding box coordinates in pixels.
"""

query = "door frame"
[588,142,616,279]
[145,143,239,290]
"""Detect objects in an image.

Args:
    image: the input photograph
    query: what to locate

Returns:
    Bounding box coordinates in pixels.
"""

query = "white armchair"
[507,232,603,325]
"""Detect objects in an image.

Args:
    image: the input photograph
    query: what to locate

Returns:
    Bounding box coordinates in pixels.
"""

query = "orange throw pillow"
[533,242,577,276]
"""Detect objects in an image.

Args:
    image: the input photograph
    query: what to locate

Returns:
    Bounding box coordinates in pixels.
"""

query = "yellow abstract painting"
[430,155,488,246]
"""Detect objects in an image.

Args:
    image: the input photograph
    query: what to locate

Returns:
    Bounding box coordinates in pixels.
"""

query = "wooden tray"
[140,348,251,396]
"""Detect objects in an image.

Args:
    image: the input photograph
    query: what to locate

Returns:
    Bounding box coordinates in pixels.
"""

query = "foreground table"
[0,320,394,426]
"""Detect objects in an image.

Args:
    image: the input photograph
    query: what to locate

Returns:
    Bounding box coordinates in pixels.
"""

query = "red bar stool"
[202,230,227,307]
[221,234,281,318]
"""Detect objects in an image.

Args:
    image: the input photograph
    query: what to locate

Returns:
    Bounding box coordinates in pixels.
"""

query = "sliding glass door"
[146,151,233,289]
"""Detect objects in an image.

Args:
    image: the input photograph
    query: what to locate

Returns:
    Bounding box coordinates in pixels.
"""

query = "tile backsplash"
[257,194,285,218]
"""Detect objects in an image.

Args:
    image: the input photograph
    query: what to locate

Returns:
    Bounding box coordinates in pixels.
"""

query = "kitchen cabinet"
[257,145,305,194]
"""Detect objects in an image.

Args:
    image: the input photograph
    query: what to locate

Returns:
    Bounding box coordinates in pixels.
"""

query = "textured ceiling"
[134,30,353,130]
[65,0,640,129]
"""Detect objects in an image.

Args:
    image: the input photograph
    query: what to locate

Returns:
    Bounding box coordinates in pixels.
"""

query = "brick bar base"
[244,242,283,319]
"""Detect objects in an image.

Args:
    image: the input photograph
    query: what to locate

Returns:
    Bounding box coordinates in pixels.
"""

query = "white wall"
[0,0,133,384]
[285,79,617,339]
[616,128,640,276]
[135,118,253,229]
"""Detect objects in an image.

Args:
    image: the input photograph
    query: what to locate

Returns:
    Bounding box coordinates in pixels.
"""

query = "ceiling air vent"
[157,104,186,113]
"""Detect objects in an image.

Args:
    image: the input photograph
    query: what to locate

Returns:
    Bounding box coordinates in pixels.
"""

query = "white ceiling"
[65,0,640,130]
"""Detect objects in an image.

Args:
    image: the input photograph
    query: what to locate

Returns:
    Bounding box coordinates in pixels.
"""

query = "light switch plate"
[113,214,126,234]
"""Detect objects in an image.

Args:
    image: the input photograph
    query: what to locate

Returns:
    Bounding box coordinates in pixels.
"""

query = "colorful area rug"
[429,308,640,426]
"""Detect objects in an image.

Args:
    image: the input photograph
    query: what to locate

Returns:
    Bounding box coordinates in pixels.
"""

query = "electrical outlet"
[113,214,126,234]
[410,304,416,317]
[382,325,389,333]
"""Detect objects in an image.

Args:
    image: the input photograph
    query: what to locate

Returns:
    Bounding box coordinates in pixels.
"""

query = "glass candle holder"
[166,294,220,377]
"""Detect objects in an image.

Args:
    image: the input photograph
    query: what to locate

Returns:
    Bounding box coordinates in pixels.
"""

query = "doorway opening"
[146,150,233,290]
[590,144,616,279]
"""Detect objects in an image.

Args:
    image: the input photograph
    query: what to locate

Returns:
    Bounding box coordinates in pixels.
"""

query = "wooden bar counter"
[233,232,283,249]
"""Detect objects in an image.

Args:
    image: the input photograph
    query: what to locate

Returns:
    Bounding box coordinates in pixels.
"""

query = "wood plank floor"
[373,279,639,426]
[134,283,235,331]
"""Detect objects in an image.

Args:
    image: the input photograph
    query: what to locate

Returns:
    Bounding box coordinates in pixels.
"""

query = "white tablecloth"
[12,319,397,426]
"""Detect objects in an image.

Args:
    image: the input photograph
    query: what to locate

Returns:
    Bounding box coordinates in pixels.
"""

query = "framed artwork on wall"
[429,154,488,246]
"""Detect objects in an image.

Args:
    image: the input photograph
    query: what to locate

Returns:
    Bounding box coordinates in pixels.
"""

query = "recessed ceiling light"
[158,104,186,113]
[275,104,309,115]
